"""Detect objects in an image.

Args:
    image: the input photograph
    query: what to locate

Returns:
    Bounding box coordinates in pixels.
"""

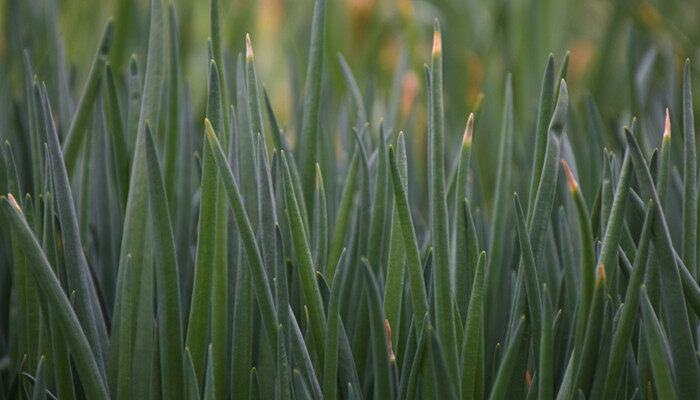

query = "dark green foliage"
[1,0,700,399]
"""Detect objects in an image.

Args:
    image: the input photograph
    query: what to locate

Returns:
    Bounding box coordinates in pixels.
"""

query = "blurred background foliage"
[1,0,699,224]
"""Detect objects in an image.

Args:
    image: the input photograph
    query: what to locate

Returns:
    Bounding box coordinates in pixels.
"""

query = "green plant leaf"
[288,307,322,399]
[312,163,328,273]
[163,3,182,209]
[113,2,165,395]
[186,60,221,384]
[41,84,107,375]
[538,283,553,400]
[298,0,327,207]
[428,21,459,383]
[367,124,390,273]
[490,315,527,400]
[104,64,129,209]
[326,152,359,281]
[62,20,113,175]
[640,287,677,400]
[203,344,215,400]
[625,127,700,399]
[362,259,395,399]
[0,197,108,400]
[483,73,514,370]
[388,143,429,329]
[31,356,46,400]
[205,119,278,345]
[682,60,697,279]
[453,114,474,320]
[573,266,607,396]
[337,53,368,127]
[322,246,346,400]
[512,193,541,350]
[460,251,486,400]
[281,150,327,355]
[528,55,555,214]
[144,124,185,400]
[185,347,201,400]
[603,200,654,399]
[384,132,408,356]
[429,326,458,400]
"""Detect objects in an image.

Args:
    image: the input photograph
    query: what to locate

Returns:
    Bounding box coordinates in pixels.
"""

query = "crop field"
[1,0,700,399]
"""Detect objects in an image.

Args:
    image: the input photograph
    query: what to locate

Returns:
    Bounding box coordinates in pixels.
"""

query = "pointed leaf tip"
[664,108,671,139]
[596,264,606,285]
[315,163,323,189]
[204,118,216,142]
[246,33,253,58]
[432,26,441,55]
[385,320,396,362]
[100,20,115,52]
[7,193,21,213]
[463,113,474,146]
[561,158,578,192]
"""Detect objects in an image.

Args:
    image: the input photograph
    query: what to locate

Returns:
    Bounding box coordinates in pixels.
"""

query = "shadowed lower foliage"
[2,0,700,399]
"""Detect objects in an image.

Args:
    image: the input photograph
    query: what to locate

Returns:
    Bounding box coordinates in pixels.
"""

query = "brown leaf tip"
[463,113,474,146]
[560,159,579,193]
[246,33,254,59]
[525,370,532,389]
[596,264,606,284]
[7,193,21,213]
[385,320,396,362]
[664,108,670,139]
[432,28,442,55]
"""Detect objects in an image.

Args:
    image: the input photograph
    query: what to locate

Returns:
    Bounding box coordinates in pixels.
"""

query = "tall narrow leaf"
[62,21,114,175]
[428,21,459,383]
[299,0,327,206]
[144,126,184,400]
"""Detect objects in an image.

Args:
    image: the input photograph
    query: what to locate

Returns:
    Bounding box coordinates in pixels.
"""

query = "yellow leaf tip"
[432,28,441,55]
[204,118,216,141]
[7,193,21,213]
[463,113,474,145]
[246,33,253,59]
[315,164,323,188]
[664,108,670,139]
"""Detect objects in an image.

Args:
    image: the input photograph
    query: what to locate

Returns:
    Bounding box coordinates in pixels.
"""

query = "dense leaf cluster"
[1,0,699,399]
